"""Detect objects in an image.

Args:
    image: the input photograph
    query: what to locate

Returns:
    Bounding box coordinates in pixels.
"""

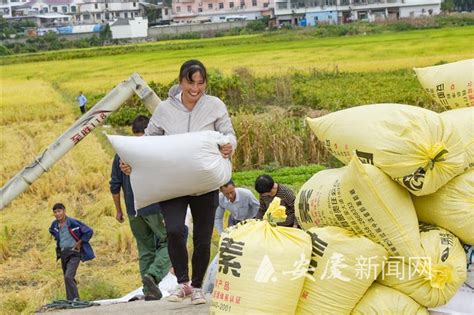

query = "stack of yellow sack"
[298,79,472,313]
[414,59,474,110]
[210,198,312,315]
[378,224,467,307]
[296,226,387,314]
[352,283,428,315]
[295,156,422,260]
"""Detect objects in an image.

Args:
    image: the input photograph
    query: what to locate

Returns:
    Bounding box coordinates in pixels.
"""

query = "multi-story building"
[274,0,441,25]
[171,0,272,23]
[1,0,30,17]
[3,0,143,24]
[78,0,141,24]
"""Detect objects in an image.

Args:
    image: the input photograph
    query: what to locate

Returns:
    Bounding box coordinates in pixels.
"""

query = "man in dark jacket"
[255,174,299,228]
[49,203,94,301]
[110,115,171,301]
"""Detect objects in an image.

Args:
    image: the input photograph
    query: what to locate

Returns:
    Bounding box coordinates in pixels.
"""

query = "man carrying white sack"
[121,60,237,305]
[110,115,171,301]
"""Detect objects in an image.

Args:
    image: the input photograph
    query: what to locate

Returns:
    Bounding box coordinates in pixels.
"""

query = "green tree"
[441,0,455,12]
[0,44,11,55]
[454,0,473,11]
[99,24,112,43]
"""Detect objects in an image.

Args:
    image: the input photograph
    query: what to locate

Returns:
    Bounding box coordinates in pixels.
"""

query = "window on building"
[198,7,203,12]
[328,15,332,19]
[52,6,58,12]
[277,2,287,9]
[43,7,48,12]
[240,0,245,8]
[96,13,101,18]
[105,3,108,8]
[84,14,90,19]
[133,2,136,7]
[165,8,168,14]
[314,16,318,21]
[94,3,98,9]
[177,6,181,12]
[219,2,224,9]
[187,5,191,12]
[229,2,234,8]
[263,2,269,7]
[208,3,213,8]
[124,12,128,18]
[61,5,67,12]
[71,5,76,12]
[252,0,257,6]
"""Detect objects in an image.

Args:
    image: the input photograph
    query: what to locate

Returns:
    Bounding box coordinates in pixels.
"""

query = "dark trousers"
[80,105,86,114]
[160,190,218,288]
[60,249,81,300]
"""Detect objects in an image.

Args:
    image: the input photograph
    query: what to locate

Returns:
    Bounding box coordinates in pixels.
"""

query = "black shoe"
[144,294,160,301]
[143,274,162,300]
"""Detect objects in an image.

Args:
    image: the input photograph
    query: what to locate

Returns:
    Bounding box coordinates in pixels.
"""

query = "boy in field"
[49,203,95,301]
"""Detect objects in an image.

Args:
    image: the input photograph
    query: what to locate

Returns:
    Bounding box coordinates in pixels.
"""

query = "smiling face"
[180,71,206,108]
[53,207,66,222]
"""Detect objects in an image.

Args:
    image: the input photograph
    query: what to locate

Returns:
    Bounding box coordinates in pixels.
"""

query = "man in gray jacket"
[214,180,259,235]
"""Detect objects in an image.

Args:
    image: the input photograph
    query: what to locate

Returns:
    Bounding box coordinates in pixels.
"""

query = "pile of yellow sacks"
[209,59,473,314]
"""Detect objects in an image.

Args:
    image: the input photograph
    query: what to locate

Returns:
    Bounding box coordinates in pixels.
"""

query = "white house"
[110,16,147,38]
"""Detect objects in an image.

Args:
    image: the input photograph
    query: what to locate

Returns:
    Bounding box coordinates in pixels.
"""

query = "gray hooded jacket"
[145,85,237,150]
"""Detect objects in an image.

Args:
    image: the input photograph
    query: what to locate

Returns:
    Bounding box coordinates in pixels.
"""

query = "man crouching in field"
[110,115,171,301]
[49,203,95,301]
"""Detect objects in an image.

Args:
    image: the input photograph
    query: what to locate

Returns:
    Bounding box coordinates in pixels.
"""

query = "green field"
[2,26,473,96]
[0,26,473,314]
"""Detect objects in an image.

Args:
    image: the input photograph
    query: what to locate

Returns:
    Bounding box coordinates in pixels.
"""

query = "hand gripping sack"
[306,104,467,196]
[296,227,387,315]
[296,156,423,261]
[352,283,428,315]
[210,198,312,315]
[378,224,467,308]
[414,59,474,110]
[108,131,232,209]
[441,107,474,169]
[412,169,474,245]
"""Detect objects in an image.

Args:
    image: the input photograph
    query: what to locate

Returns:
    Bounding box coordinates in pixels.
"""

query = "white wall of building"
[399,4,440,18]
[111,17,147,39]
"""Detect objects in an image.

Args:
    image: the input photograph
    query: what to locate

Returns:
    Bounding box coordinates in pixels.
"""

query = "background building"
[171,0,272,23]
[273,0,441,26]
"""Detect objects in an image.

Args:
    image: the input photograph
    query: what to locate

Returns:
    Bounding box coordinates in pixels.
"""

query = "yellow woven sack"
[306,103,467,196]
[296,227,387,315]
[378,224,467,308]
[441,107,474,169]
[296,156,423,261]
[413,169,474,245]
[414,59,474,110]
[352,283,428,315]
[210,198,312,315]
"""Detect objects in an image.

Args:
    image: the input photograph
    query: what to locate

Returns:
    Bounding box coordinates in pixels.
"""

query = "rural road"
[43,298,211,314]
